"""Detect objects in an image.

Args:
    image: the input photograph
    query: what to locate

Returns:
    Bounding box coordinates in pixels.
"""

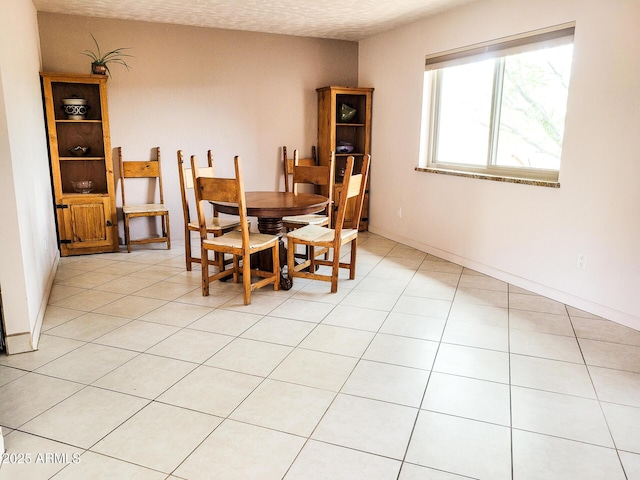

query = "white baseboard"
[32,251,60,350]
[369,226,640,332]
[5,332,34,355]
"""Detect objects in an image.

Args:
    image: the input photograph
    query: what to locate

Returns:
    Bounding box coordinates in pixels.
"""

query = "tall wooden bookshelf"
[41,73,118,256]
[317,86,373,231]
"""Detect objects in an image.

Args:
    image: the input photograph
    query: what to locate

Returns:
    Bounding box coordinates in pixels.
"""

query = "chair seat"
[203,230,278,249]
[188,217,241,232]
[123,203,168,214]
[282,214,329,226]
[286,224,358,244]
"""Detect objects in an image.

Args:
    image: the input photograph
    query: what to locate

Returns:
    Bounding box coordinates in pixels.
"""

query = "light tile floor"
[1,233,640,479]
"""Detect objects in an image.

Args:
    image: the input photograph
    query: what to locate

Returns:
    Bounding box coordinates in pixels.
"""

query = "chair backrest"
[191,155,250,251]
[118,146,164,206]
[291,151,335,223]
[333,155,370,237]
[177,150,215,226]
[283,146,316,192]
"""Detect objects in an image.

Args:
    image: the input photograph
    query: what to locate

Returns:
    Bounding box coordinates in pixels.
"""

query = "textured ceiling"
[33,0,477,41]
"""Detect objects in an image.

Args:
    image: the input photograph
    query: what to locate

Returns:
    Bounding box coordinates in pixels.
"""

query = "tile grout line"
[566,306,631,480]
[279,238,391,479]
[508,284,514,480]
[395,257,463,479]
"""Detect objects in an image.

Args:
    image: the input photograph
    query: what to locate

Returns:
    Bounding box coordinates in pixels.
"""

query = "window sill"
[415,167,560,188]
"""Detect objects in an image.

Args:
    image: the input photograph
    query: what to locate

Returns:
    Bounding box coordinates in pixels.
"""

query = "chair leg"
[349,240,358,279]
[242,253,251,305]
[185,228,192,271]
[165,213,171,250]
[233,255,240,283]
[210,232,221,267]
[287,239,296,279]
[309,246,316,272]
[331,245,341,293]
[124,215,131,253]
[273,242,280,291]
[201,246,210,296]
[216,245,225,275]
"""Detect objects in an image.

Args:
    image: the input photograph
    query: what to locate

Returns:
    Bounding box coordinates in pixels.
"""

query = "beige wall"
[360,0,640,327]
[0,0,59,353]
[38,13,358,243]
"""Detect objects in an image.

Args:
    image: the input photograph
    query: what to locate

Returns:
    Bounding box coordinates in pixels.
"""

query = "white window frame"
[418,24,575,186]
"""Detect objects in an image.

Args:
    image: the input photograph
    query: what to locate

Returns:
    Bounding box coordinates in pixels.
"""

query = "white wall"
[0,0,59,353]
[360,0,640,328]
[37,13,358,243]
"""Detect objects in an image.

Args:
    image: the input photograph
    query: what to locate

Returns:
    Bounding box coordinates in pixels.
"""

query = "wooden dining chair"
[282,149,335,232]
[177,150,242,270]
[286,155,370,293]
[283,145,316,193]
[191,155,280,304]
[118,146,170,253]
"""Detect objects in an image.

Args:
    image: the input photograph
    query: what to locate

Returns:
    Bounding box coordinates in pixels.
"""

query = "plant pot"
[92,63,107,75]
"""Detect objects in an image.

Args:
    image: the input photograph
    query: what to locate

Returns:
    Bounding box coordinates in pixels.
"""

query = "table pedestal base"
[257,217,292,290]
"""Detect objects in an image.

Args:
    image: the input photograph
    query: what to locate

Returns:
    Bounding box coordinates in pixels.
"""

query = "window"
[419,25,575,185]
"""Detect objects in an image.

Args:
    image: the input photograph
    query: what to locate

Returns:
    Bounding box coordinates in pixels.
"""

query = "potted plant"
[82,33,133,76]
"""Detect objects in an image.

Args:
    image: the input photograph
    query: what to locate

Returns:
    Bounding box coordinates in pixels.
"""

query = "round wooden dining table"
[211,191,329,289]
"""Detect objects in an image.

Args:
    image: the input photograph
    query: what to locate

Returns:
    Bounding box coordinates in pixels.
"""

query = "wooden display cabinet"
[41,73,118,256]
[317,86,373,231]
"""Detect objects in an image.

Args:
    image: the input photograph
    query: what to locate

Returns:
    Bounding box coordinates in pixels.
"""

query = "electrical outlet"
[577,252,588,270]
[397,207,402,218]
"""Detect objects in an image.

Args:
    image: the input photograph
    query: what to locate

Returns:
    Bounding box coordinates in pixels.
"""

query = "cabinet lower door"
[58,196,116,255]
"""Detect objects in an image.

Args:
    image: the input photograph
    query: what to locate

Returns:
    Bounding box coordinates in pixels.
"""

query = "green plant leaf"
[82,33,133,75]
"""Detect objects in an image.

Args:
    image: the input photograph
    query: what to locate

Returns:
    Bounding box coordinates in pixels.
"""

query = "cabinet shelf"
[59,156,106,161]
[62,192,109,196]
[55,119,102,124]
